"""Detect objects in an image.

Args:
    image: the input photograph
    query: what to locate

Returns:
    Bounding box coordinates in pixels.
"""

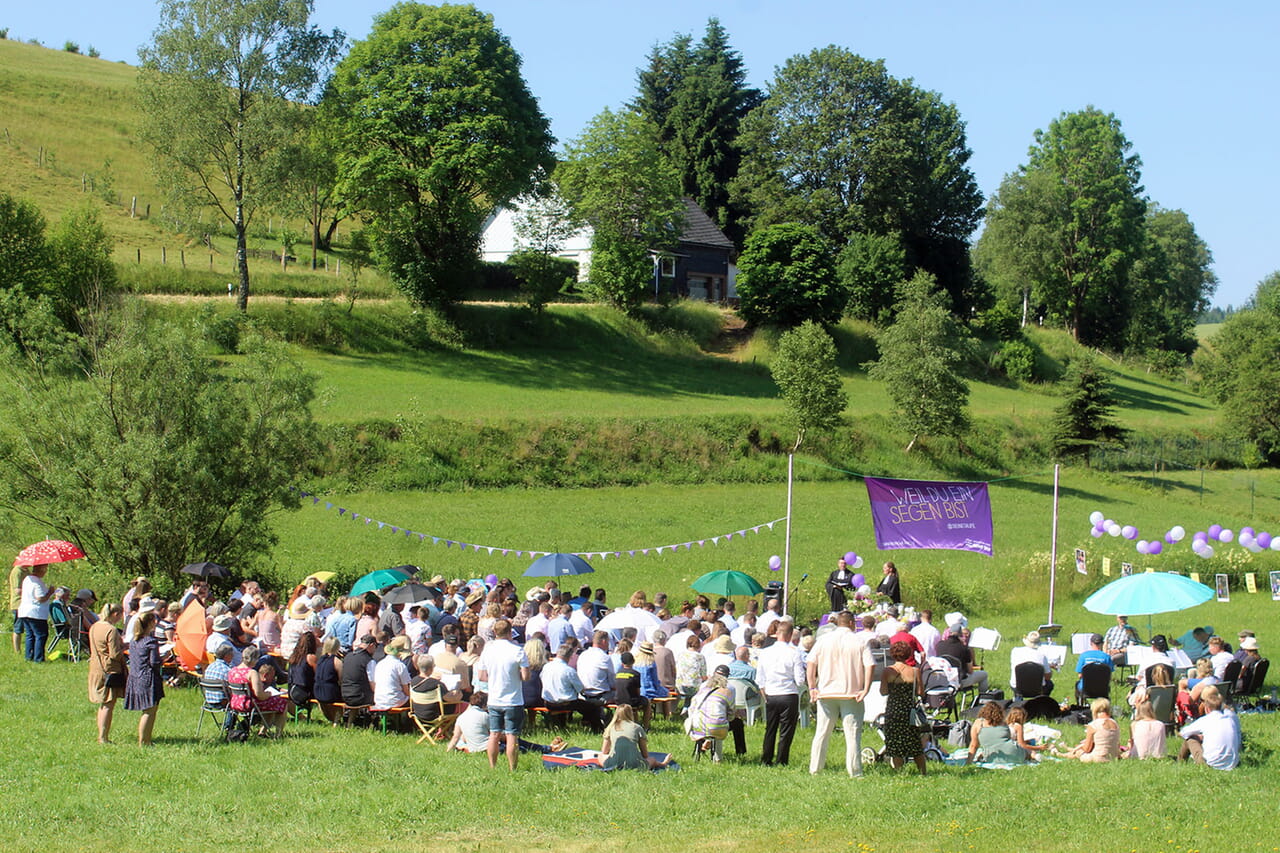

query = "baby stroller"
[860,700,949,766]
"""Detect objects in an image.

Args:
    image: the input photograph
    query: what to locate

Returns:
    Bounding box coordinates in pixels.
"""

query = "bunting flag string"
[291,487,785,561]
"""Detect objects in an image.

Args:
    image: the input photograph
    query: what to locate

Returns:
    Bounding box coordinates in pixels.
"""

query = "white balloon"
[857,583,872,595]
[1199,545,1215,559]
[1136,540,1149,554]
[1090,511,1105,526]
[1169,525,1186,542]
[852,556,864,569]
[1191,538,1207,554]
[1107,524,1122,537]
[1248,543,1264,553]
[1239,532,1255,548]
[1272,538,1280,552]
[1219,529,1234,543]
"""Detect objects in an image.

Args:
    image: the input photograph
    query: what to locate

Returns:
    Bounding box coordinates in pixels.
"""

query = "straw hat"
[1022,630,1041,648]
[385,636,412,658]
[212,614,234,632]
[713,635,735,654]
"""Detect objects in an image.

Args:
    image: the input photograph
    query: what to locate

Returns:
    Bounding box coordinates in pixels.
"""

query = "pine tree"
[1050,355,1128,463]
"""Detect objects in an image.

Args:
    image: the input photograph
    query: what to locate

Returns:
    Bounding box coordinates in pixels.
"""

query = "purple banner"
[865,477,993,556]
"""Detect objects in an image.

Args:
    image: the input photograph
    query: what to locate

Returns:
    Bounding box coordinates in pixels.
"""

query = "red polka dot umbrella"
[13,539,87,567]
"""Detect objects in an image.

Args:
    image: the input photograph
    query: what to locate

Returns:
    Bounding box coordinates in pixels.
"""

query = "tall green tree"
[556,108,683,312]
[0,321,318,582]
[1126,205,1217,356]
[137,0,344,312]
[733,47,983,312]
[1050,354,1128,463]
[976,107,1146,348]
[771,320,848,450]
[735,223,843,327]
[865,271,972,452]
[326,3,553,310]
[1198,272,1280,463]
[634,19,760,244]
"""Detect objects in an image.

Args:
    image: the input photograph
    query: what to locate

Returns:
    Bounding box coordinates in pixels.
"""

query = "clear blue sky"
[7,1,1276,308]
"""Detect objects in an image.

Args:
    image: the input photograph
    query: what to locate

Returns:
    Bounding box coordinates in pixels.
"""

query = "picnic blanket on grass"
[540,747,679,772]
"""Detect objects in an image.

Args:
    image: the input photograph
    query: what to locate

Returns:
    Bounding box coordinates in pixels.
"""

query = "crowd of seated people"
[44,567,1264,774]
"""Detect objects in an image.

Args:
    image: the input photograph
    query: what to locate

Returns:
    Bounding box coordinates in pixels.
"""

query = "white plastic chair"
[728,678,763,725]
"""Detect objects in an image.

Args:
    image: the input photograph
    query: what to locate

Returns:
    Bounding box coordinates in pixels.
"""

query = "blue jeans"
[24,618,48,662]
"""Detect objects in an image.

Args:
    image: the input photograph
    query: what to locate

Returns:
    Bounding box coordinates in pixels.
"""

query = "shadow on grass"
[1110,375,1212,414]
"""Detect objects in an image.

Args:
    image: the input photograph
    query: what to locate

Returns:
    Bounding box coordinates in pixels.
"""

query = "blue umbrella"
[524,552,594,578]
[1082,571,1214,635]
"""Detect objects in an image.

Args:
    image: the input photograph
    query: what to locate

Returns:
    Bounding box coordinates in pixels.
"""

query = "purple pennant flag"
[698,540,706,547]
[337,508,346,516]
[864,476,993,556]
[640,549,649,556]
[351,513,360,521]
[751,526,760,533]
[404,529,412,537]
[737,530,747,537]
[298,490,309,497]
[458,542,467,550]
[389,526,397,534]
[684,543,692,550]
[312,497,320,505]
[628,550,636,557]
[614,552,621,558]
[419,534,427,542]
[445,541,453,548]
[515,551,522,558]
[474,544,483,553]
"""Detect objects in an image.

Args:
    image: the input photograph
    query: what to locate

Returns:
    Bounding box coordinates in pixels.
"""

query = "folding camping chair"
[197,677,229,737]
[226,681,265,741]
[47,601,73,659]
[1013,662,1049,700]
[1076,663,1113,705]
[409,683,459,744]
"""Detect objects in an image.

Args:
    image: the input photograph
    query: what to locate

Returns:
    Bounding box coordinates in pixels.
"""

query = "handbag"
[105,670,127,689]
[909,704,931,732]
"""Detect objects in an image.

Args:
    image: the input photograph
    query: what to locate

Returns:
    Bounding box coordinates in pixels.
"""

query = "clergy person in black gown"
[877,561,901,605]
[825,558,854,612]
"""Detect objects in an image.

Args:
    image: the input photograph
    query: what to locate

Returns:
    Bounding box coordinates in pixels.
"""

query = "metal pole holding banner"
[783,453,794,616]
[1048,463,1060,625]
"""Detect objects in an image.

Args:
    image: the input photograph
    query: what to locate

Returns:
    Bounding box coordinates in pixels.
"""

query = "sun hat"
[1240,637,1260,651]
[290,600,309,617]
[138,598,158,615]
[465,591,485,607]
[1023,630,1041,647]
[713,635,735,654]
[637,642,655,657]
[386,636,412,658]
[212,614,234,632]
[429,574,445,586]
[75,589,96,601]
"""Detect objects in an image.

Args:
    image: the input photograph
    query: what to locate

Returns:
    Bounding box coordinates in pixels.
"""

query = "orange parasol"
[175,600,209,671]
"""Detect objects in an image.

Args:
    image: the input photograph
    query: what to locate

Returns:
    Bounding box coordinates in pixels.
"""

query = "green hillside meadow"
[2,36,1278,853]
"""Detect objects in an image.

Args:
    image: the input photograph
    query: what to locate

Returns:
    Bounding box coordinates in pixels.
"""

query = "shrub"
[63,41,80,53]
[991,338,1036,382]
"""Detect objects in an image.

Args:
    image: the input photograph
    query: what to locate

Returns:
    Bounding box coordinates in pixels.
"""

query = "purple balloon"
[1258,532,1273,549]
[1122,525,1138,540]
[768,554,782,570]
[485,573,498,587]
[1208,524,1222,539]
[1193,531,1208,542]
[1148,540,1163,555]
[1091,527,1104,538]
[843,551,858,565]
[851,573,866,588]
[1165,534,1175,544]
[1242,526,1256,538]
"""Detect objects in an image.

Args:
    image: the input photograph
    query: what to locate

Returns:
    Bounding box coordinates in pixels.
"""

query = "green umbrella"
[692,569,765,597]
[349,567,412,597]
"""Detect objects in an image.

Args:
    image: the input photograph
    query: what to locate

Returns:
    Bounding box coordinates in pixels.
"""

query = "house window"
[659,256,676,278]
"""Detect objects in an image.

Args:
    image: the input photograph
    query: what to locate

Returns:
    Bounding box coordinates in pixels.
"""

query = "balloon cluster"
[1087,511,1280,561]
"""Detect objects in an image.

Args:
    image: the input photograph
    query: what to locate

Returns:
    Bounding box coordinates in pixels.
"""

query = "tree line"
[122,0,1215,365]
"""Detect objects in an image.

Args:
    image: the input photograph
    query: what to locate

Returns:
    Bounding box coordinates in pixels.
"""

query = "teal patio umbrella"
[691,569,764,597]
[1082,571,1214,635]
[349,567,412,597]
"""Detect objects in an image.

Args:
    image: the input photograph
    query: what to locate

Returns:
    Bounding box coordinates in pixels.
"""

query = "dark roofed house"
[480,197,737,304]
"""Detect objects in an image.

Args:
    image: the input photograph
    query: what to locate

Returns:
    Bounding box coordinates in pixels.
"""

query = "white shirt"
[1179,709,1241,770]
[730,621,755,647]
[1010,646,1052,687]
[577,646,615,695]
[756,640,806,696]
[478,639,529,708]
[405,616,431,654]
[666,630,695,653]
[911,621,941,658]
[373,655,411,709]
[719,613,739,632]
[18,574,50,620]
[525,612,550,642]
[875,617,903,638]
[756,610,781,637]
[569,608,594,646]
[1210,651,1234,680]
[541,658,586,704]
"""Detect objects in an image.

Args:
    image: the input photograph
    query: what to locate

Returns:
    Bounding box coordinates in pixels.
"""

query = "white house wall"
[479,207,595,282]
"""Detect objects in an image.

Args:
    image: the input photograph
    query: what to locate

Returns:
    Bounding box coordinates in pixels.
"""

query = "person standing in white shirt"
[757,622,806,766]
[807,611,874,777]
[477,620,530,771]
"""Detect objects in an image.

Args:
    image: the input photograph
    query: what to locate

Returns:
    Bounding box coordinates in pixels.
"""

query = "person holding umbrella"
[18,564,55,662]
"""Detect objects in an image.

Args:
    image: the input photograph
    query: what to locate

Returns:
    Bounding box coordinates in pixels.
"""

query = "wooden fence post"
[180,249,185,268]
[130,196,137,218]
[162,247,166,264]
[136,248,141,263]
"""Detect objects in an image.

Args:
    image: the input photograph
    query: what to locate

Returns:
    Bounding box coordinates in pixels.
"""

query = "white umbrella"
[594,606,662,642]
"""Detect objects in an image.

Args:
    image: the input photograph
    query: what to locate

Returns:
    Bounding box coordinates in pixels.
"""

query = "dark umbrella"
[524,552,595,578]
[388,564,421,576]
[14,539,86,567]
[181,561,229,578]
[381,582,435,605]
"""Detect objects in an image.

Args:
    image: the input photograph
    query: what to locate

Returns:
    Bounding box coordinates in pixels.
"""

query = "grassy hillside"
[0,38,388,292]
